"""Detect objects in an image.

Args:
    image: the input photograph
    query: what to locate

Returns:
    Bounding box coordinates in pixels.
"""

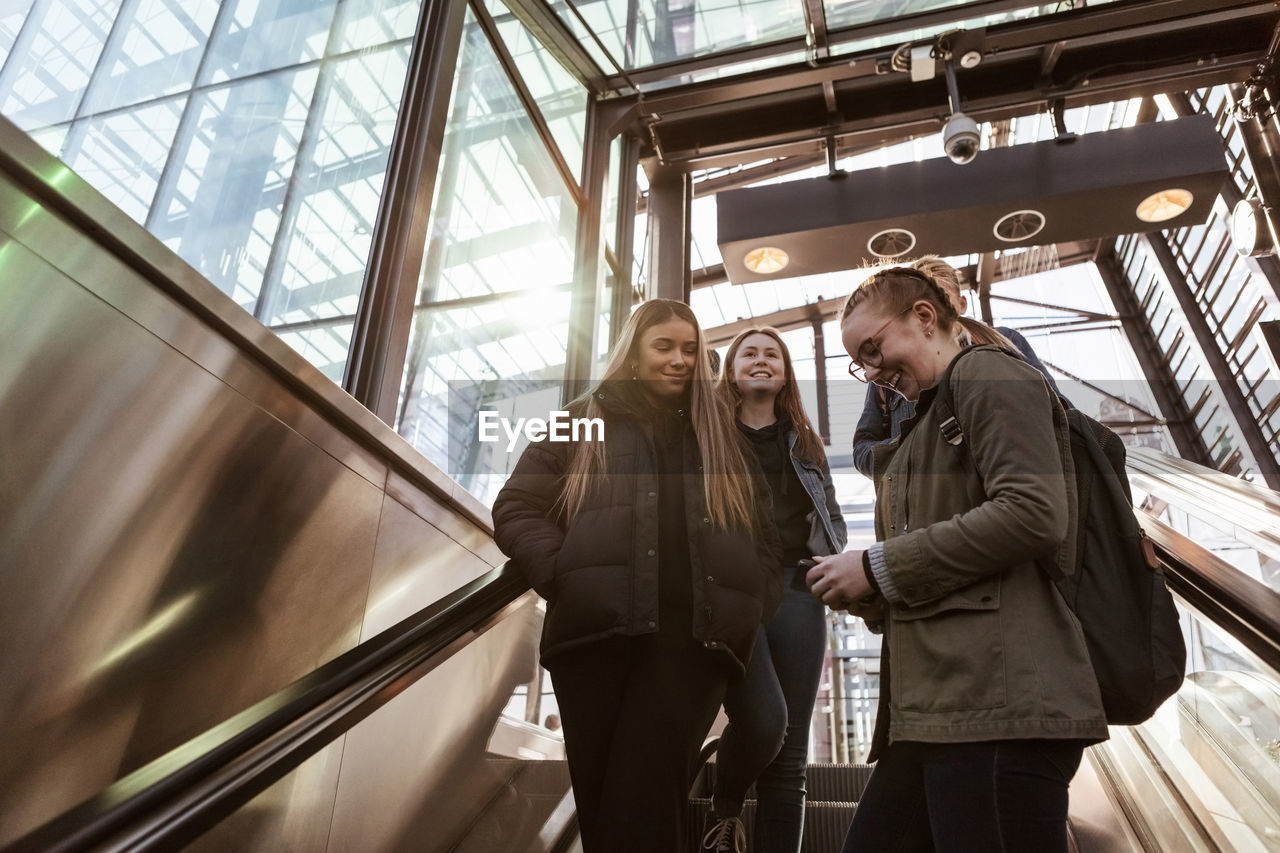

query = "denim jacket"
[785,427,848,557]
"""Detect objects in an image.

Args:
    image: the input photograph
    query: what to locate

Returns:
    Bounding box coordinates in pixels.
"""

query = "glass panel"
[153,70,316,310]
[825,0,977,34]
[199,0,339,86]
[1126,601,1280,849]
[0,0,120,129]
[829,1,1124,58]
[332,0,420,49]
[483,0,588,186]
[79,0,220,114]
[260,44,412,329]
[62,95,187,223]
[397,8,579,506]
[550,0,806,71]
[0,0,422,380]
[0,3,29,70]
[275,319,354,383]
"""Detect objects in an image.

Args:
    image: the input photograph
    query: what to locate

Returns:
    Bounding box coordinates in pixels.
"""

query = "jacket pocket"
[889,577,1006,712]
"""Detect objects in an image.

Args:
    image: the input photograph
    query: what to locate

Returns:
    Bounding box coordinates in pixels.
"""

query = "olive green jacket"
[867,348,1108,758]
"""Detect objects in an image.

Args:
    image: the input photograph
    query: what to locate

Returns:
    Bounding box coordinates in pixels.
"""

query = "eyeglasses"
[847,306,914,383]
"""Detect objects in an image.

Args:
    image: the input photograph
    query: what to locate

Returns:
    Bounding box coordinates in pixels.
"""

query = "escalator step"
[690,761,874,802]
[688,798,856,852]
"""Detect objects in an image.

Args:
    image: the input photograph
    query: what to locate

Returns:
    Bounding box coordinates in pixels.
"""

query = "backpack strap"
[929,344,1018,447]
[934,345,1081,583]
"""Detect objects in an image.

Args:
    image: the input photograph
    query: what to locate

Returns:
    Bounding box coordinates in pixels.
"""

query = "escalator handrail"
[3,565,531,853]
[1128,447,1280,545]
[1142,513,1280,674]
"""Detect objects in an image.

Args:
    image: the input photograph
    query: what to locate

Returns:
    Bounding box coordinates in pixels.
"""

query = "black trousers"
[549,634,729,853]
[841,739,1084,852]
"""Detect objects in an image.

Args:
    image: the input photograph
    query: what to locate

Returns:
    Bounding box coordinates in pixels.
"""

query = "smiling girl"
[703,327,846,853]
[492,299,782,853]
[808,267,1106,852]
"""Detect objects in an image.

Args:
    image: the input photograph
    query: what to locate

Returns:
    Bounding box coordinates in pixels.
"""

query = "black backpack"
[932,345,1186,726]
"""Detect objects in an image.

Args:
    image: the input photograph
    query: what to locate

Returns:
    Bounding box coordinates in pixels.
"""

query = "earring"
[630,361,638,380]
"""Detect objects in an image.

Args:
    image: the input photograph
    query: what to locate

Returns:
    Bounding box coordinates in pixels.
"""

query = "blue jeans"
[841,739,1084,852]
[714,567,828,853]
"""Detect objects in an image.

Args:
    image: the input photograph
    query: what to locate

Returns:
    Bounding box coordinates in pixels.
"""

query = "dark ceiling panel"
[633,1,1277,166]
[717,115,1229,283]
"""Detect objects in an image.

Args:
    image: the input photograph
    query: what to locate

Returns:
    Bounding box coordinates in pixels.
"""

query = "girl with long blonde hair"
[493,298,782,853]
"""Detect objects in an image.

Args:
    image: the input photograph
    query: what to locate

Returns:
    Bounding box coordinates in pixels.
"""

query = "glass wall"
[0,0,421,382]
[1,0,594,507]
[395,1,586,507]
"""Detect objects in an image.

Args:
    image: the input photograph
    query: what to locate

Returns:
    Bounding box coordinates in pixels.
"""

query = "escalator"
[5,444,1277,853]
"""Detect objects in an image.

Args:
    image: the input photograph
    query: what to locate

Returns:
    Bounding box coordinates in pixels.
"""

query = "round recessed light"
[1136,188,1193,223]
[993,209,1046,242]
[867,228,916,258]
[744,246,789,274]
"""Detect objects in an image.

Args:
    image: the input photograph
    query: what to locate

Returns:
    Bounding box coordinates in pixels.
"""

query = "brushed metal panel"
[185,737,347,853]
[0,236,381,841]
[0,178,389,491]
[386,470,503,568]
[327,599,543,852]
[0,138,492,536]
[362,496,497,640]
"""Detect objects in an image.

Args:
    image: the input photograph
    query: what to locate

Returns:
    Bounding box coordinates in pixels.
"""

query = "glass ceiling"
[546,0,1121,88]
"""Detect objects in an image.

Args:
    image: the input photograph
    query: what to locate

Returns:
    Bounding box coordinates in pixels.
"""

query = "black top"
[652,404,694,637]
[738,416,811,565]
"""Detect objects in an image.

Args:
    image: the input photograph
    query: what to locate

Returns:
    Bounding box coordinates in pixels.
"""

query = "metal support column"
[812,318,831,443]
[1093,246,1212,464]
[1140,233,1280,488]
[646,162,692,302]
[343,0,468,423]
[611,134,642,346]
[975,253,996,324]
[564,99,613,401]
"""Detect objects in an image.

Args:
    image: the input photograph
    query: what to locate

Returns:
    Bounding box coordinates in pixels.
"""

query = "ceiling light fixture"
[868,228,916,258]
[1135,188,1193,223]
[744,246,789,274]
[993,209,1046,242]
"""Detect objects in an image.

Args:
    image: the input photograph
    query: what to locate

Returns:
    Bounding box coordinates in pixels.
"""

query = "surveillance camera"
[942,112,980,165]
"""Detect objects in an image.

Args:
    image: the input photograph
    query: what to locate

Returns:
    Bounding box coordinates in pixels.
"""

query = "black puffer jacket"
[492,384,783,675]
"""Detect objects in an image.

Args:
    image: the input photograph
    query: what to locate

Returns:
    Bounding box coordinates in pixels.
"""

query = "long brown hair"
[557,299,758,531]
[717,326,825,465]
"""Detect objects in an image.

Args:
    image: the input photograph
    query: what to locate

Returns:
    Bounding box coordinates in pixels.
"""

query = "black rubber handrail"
[3,565,530,853]
[1143,513,1280,674]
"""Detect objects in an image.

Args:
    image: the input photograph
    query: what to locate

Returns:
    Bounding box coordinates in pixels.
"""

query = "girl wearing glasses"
[808,267,1106,852]
[850,256,1061,478]
[492,299,782,853]
[701,327,847,853]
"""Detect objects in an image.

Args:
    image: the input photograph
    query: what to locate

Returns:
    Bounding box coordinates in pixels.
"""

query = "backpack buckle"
[939,416,964,446]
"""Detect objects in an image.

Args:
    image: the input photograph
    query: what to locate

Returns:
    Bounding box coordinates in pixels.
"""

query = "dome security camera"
[942,112,980,165]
